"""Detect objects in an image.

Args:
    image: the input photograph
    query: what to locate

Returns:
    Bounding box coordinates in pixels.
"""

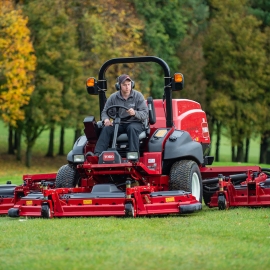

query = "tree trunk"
[74,129,81,143]
[244,138,250,163]
[8,125,15,154]
[46,127,55,157]
[14,129,18,151]
[26,144,33,168]
[260,131,270,164]
[236,141,244,162]
[231,145,236,162]
[15,130,22,161]
[215,121,221,162]
[58,126,65,156]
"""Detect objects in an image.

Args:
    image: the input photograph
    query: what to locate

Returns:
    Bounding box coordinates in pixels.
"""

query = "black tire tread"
[169,160,202,202]
[55,164,80,188]
[169,160,195,191]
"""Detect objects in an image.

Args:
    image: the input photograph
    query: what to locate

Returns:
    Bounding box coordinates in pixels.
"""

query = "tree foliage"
[248,0,270,163]
[1,0,270,166]
[20,0,82,166]
[203,0,267,161]
[0,0,36,126]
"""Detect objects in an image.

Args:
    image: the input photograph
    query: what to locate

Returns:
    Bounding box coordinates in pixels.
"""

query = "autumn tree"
[0,1,36,126]
[0,1,36,156]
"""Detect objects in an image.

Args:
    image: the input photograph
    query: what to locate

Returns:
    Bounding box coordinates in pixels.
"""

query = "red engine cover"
[151,99,210,144]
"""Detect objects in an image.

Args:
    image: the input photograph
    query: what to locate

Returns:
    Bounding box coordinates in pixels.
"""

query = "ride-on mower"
[1,56,270,217]
[2,56,209,218]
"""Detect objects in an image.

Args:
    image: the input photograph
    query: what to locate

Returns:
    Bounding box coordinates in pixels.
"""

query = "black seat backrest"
[147,97,156,125]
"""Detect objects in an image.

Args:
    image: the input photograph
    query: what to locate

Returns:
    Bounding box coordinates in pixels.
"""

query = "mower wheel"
[8,208,19,218]
[55,164,80,188]
[218,194,227,210]
[41,204,51,218]
[169,160,202,202]
[125,203,135,217]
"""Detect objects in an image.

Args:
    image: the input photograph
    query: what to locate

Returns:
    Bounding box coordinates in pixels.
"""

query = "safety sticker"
[83,200,92,205]
[165,197,175,203]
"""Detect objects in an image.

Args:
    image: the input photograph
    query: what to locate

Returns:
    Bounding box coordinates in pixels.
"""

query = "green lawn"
[0,207,269,269]
[1,122,270,269]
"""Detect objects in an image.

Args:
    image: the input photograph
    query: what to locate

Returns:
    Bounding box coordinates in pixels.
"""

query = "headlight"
[73,154,85,163]
[127,152,139,161]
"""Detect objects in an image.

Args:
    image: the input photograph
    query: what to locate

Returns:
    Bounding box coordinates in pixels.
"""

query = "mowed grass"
[1,121,270,269]
[0,207,270,269]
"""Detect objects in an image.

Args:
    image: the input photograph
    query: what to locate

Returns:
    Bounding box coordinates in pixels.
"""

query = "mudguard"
[163,130,204,163]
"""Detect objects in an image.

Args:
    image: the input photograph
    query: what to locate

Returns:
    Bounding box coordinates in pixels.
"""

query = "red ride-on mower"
[6,56,213,218]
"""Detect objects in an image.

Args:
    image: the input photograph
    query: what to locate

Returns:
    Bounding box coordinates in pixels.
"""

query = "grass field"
[1,122,270,269]
[1,207,270,269]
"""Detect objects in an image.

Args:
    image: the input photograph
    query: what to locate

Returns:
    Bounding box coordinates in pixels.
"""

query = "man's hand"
[104,119,112,126]
[127,108,136,116]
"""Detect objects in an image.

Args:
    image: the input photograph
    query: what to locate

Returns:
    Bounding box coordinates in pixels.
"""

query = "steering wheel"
[106,105,130,120]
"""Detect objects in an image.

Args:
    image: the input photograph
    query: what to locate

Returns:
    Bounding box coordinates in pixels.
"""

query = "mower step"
[60,192,125,199]
[150,190,190,197]
[20,192,44,200]
[60,184,125,199]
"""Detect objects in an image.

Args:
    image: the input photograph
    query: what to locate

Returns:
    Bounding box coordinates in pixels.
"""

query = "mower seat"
[116,125,147,142]
[116,97,156,142]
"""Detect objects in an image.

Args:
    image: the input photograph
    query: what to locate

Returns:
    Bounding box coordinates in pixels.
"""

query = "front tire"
[55,164,80,188]
[169,160,202,202]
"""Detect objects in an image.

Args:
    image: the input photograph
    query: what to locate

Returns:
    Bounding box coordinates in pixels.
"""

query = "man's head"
[118,74,132,85]
[117,74,134,96]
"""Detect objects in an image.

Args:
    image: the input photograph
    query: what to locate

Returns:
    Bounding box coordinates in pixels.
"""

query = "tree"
[0,1,36,124]
[175,1,209,108]
[131,0,186,98]
[66,0,147,127]
[248,0,270,163]
[20,0,82,166]
[203,0,267,162]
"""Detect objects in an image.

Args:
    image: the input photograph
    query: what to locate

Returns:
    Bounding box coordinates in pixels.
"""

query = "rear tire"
[55,164,80,188]
[169,160,202,202]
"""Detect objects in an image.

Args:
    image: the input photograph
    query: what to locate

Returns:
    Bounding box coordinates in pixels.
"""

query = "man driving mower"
[94,74,148,156]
